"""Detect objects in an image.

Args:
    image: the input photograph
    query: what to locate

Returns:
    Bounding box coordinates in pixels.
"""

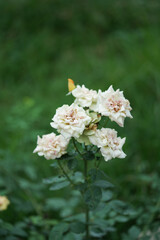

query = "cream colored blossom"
[87,111,101,124]
[97,86,132,127]
[89,128,126,161]
[51,103,91,139]
[0,196,10,211]
[77,111,101,145]
[72,85,98,110]
[33,133,69,160]
[77,126,97,145]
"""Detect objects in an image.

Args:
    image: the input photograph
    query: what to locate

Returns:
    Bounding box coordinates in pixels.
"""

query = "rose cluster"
[34,82,132,161]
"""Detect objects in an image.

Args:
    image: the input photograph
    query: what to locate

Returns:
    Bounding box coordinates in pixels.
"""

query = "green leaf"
[109,211,117,218]
[90,226,106,238]
[71,172,83,183]
[115,215,128,222]
[11,226,27,237]
[50,181,70,191]
[75,183,87,192]
[84,186,102,210]
[140,237,150,240]
[61,154,75,160]
[43,176,66,184]
[46,198,66,210]
[155,232,160,240]
[109,200,127,214]
[83,151,95,161]
[88,169,101,182]
[65,213,85,222]
[6,237,19,240]
[49,223,69,240]
[30,216,43,225]
[49,231,62,240]
[67,158,78,170]
[63,233,75,240]
[93,180,113,188]
[93,219,115,232]
[70,221,86,234]
[88,168,109,182]
[0,229,7,236]
[128,226,141,239]
[50,162,59,168]
[102,190,113,201]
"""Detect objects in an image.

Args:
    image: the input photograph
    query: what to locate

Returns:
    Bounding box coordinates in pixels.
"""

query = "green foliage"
[84,186,102,210]
[83,151,95,161]
[43,174,70,191]
[50,181,70,191]
[67,157,78,170]
[49,222,69,240]
[90,220,115,238]
[70,222,86,234]
[122,226,141,240]
[93,180,113,189]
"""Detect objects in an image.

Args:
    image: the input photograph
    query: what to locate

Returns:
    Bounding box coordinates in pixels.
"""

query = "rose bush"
[34,80,132,240]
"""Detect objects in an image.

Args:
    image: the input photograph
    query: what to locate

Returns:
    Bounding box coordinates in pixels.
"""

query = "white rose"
[77,127,97,145]
[76,111,101,145]
[72,85,98,110]
[51,103,91,139]
[33,133,69,160]
[89,128,126,161]
[0,196,10,211]
[97,86,132,127]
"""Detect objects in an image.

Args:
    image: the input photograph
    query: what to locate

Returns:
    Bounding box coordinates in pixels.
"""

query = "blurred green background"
[0,0,160,239]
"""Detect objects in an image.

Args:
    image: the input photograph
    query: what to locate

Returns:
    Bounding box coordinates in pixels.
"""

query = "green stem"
[72,138,84,159]
[95,147,100,154]
[57,160,75,186]
[72,139,90,239]
[96,156,102,169]
[84,158,90,240]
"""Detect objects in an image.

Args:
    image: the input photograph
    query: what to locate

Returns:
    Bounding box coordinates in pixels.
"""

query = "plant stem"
[57,160,75,186]
[72,138,84,159]
[84,158,90,240]
[73,139,90,239]
[96,156,102,169]
[86,206,89,240]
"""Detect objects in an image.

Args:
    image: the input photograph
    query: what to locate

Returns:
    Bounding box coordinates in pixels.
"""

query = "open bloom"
[72,85,98,110]
[51,103,91,139]
[97,86,132,127]
[0,196,10,211]
[77,111,101,145]
[33,133,69,160]
[77,125,97,145]
[89,128,126,161]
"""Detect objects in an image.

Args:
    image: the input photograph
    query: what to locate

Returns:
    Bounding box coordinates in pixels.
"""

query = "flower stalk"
[84,157,90,240]
[73,139,90,238]
[72,138,84,159]
[57,160,75,187]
